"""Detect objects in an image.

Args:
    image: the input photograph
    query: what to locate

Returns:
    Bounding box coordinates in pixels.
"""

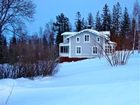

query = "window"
[60,46,69,53]
[76,46,81,54]
[97,37,100,42]
[84,35,90,42]
[105,45,112,54]
[76,37,80,43]
[105,46,108,53]
[93,46,97,54]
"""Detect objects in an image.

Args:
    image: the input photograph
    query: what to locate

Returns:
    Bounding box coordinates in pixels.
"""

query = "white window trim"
[92,46,98,55]
[69,38,71,57]
[76,36,80,43]
[60,46,69,54]
[105,45,113,54]
[75,46,82,55]
[84,34,90,43]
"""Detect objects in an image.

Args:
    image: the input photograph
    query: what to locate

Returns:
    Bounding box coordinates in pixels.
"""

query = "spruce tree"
[101,4,111,31]
[54,13,71,46]
[75,11,82,32]
[119,7,131,50]
[81,18,88,29]
[95,11,102,31]
[87,12,94,29]
[121,7,131,37]
[112,2,122,35]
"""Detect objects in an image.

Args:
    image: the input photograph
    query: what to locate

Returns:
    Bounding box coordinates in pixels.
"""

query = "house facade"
[59,29,116,60]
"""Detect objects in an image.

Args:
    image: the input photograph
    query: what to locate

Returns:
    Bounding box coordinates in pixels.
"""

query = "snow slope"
[0,53,140,105]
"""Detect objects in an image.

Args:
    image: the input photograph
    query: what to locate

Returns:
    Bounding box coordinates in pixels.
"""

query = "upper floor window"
[76,37,80,43]
[84,35,90,42]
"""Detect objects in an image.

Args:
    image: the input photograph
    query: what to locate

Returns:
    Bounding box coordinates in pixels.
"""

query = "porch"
[59,43,70,57]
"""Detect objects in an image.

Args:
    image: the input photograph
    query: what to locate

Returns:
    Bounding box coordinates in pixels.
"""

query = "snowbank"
[0,53,140,105]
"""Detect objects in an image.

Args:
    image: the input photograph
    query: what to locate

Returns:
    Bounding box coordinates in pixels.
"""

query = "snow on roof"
[80,29,100,36]
[64,29,109,39]
[61,32,77,36]
[99,31,110,35]
[108,41,116,44]
[99,31,110,39]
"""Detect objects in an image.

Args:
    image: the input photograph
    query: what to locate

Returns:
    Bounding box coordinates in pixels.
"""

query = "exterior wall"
[63,35,70,44]
[70,31,105,58]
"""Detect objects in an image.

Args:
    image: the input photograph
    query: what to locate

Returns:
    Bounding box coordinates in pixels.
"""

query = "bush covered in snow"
[0,61,58,79]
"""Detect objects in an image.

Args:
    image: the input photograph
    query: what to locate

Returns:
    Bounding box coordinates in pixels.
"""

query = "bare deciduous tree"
[0,0,35,36]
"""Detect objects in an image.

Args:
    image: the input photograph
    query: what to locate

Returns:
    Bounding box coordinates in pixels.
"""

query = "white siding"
[70,31,104,58]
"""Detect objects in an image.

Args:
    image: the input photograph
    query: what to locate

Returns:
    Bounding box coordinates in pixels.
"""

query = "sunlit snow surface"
[0,53,140,105]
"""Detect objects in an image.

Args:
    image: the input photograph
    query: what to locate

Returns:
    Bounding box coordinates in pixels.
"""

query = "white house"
[59,29,116,59]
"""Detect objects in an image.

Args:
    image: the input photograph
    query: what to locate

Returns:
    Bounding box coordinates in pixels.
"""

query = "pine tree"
[81,18,88,29]
[75,11,82,32]
[54,13,71,46]
[119,7,131,50]
[121,7,131,37]
[95,11,102,31]
[112,2,122,35]
[87,12,94,29]
[101,4,111,31]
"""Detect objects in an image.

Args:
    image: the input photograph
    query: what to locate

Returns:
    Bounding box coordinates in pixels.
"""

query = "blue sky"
[27,0,138,34]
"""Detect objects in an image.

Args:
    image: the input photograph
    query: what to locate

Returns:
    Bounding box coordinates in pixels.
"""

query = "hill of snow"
[0,53,140,105]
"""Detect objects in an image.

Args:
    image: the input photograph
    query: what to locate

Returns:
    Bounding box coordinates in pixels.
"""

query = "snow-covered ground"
[0,53,140,105]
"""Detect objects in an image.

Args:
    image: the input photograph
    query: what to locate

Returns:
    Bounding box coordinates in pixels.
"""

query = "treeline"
[52,2,140,51]
[0,28,58,78]
[0,0,60,79]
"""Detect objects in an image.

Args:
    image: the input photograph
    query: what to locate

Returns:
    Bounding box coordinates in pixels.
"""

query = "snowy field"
[0,53,140,105]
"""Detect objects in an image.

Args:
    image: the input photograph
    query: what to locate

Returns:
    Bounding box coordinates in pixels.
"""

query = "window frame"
[97,37,100,42]
[84,34,90,43]
[92,46,98,54]
[75,46,82,55]
[76,36,80,43]
[60,46,69,53]
[105,45,112,54]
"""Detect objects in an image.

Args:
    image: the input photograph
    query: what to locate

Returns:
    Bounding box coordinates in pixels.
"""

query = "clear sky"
[27,0,138,34]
